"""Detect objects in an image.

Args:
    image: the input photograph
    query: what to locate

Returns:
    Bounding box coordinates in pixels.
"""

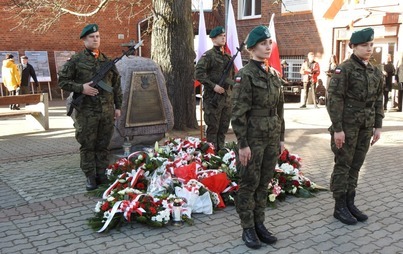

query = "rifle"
[210,41,245,108]
[67,40,143,116]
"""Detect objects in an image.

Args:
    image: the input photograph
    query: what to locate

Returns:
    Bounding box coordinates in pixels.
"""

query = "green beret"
[80,24,99,39]
[209,26,225,38]
[349,27,374,48]
[246,25,271,49]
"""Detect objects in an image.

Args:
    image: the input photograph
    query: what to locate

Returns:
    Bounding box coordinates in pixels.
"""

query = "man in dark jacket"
[17,56,39,94]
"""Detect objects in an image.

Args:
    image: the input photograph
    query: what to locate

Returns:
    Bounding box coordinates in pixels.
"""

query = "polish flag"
[194,0,208,87]
[225,1,243,72]
[268,13,282,76]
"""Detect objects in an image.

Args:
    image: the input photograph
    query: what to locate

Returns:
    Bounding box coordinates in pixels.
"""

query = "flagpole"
[225,0,229,30]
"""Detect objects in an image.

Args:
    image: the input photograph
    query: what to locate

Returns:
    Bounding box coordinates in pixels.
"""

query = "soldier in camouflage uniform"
[58,24,123,191]
[195,26,234,151]
[326,28,384,225]
[231,26,285,249]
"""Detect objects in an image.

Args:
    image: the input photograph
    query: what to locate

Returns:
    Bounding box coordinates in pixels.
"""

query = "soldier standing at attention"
[58,24,123,191]
[327,27,384,225]
[195,26,234,151]
[231,25,285,249]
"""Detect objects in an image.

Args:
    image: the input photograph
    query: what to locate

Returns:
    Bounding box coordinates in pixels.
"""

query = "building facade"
[1,0,402,98]
[232,0,403,84]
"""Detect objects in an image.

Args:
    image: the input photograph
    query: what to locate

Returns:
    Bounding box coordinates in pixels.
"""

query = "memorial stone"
[109,56,174,150]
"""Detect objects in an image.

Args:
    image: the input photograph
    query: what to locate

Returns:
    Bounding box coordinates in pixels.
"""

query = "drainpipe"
[137,16,152,57]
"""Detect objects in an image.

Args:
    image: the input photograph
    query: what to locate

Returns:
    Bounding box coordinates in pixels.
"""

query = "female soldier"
[231,25,285,249]
[327,27,384,225]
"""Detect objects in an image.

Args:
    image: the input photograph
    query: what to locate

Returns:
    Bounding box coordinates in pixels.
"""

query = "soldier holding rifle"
[58,24,123,191]
[195,26,235,151]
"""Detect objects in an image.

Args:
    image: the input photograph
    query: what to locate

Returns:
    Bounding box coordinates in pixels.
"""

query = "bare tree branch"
[60,0,109,16]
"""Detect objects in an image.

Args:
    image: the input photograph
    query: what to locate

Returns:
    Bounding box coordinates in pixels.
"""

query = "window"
[239,0,261,19]
[282,56,305,82]
[192,0,213,12]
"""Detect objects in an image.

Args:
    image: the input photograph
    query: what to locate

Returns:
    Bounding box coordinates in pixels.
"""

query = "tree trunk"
[151,0,198,130]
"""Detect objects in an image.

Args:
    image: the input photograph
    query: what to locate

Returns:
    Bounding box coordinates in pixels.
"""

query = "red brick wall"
[0,1,151,97]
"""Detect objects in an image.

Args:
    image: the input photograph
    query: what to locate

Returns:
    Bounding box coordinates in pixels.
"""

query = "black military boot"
[334,194,357,225]
[96,171,109,186]
[242,228,262,249]
[346,191,368,222]
[86,175,98,191]
[255,223,277,244]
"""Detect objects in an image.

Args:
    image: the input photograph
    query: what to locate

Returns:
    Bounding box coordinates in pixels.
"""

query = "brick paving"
[1,100,403,254]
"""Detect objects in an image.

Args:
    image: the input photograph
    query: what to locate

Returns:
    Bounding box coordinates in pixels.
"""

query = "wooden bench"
[0,93,49,130]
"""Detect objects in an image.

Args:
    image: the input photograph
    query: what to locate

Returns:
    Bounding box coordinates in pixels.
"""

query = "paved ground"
[1,100,403,254]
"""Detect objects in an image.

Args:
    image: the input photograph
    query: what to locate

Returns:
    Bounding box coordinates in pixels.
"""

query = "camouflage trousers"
[330,125,372,198]
[203,99,231,151]
[74,108,114,177]
[235,138,280,229]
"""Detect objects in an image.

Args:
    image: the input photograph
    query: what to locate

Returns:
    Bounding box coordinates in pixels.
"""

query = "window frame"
[238,0,262,20]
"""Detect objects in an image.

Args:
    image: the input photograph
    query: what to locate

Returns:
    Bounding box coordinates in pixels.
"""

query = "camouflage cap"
[80,24,99,39]
[349,27,374,48]
[209,26,225,38]
[246,25,271,49]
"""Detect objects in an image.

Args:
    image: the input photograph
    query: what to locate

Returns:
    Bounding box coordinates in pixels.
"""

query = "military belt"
[248,108,277,117]
[345,99,374,108]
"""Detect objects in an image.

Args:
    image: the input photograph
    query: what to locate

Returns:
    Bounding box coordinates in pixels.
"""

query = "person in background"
[281,60,289,81]
[395,53,403,112]
[17,56,39,95]
[2,54,21,110]
[195,26,234,151]
[231,25,285,249]
[58,24,122,191]
[326,27,384,225]
[382,54,395,110]
[326,54,339,90]
[300,52,320,108]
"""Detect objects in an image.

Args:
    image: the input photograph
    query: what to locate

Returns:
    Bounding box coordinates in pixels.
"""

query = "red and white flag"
[225,1,243,71]
[194,0,208,87]
[268,14,282,75]
[195,0,208,63]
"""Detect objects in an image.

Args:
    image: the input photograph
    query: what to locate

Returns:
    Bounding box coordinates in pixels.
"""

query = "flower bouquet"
[89,137,325,232]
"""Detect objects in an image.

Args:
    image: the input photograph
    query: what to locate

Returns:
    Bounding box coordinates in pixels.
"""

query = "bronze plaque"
[125,71,167,127]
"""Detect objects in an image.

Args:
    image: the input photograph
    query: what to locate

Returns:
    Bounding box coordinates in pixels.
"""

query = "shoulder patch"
[235,77,241,83]
[334,68,342,74]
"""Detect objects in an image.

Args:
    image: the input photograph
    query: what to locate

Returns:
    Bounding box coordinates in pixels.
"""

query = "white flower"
[137,154,143,161]
[94,201,102,213]
[269,194,276,202]
[280,163,294,174]
[292,186,297,194]
[103,211,111,219]
[107,196,115,202]
[118,179,126,183]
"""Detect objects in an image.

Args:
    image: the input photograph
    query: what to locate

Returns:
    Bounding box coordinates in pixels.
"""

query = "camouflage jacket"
[231,60,285,148]
[195,46,234,99]
[326,54,384,132]
[58,49,122,110]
